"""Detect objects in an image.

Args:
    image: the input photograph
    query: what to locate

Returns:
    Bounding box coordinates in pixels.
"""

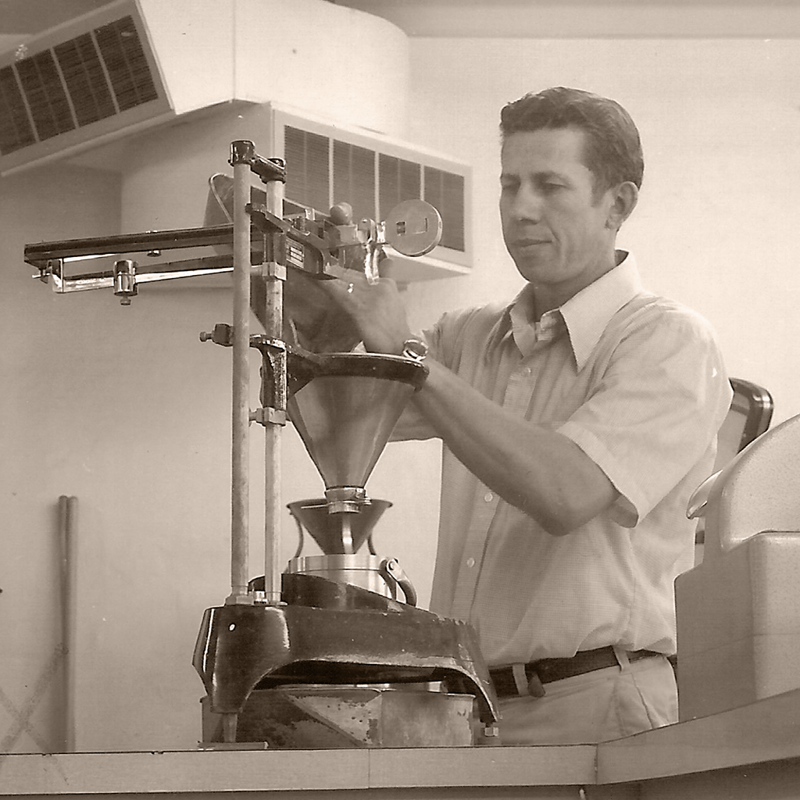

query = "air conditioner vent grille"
[55,33,117,126]
[0,13,164,164]
[285,126,330,215]
[16,50,76,142]
[0,66,37,154]
[379,153,421,220]
[94,16,158,112]
[423,167,465,252]
[333,140,375,225]
[282,122,467,256]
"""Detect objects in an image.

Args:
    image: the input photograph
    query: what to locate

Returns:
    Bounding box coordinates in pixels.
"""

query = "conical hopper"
[287,353,428,491]
[288,498,393,555]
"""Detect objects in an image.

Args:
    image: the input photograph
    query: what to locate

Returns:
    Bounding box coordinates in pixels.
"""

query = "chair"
[713,378,774,473]
[694,377,774,561]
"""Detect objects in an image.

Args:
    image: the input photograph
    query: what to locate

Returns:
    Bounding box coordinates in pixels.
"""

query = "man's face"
[499,126,618,304]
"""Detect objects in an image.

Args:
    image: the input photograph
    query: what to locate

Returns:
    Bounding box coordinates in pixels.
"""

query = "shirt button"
[484,492,494,502]
[466,557,476,568]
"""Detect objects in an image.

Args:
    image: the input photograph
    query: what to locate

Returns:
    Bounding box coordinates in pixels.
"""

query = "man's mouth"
[515,239,550,249]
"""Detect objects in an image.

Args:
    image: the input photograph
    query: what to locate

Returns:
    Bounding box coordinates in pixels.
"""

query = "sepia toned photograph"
[1,1,799,797]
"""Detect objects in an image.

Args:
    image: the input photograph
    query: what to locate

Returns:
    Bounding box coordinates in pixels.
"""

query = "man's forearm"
[412,358,618,536]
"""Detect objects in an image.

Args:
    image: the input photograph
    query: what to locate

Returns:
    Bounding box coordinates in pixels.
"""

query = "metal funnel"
[287,353,427,491]
[288,498,392,555]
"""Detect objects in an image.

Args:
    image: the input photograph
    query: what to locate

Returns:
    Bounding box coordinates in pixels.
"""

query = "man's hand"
[323,269,413,355]
[251,270,362,353]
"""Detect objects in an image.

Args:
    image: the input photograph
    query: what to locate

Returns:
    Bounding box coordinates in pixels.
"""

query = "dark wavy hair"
[500,87,644,196]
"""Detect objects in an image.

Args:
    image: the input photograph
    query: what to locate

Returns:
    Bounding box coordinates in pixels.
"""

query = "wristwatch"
[401,336,429,362]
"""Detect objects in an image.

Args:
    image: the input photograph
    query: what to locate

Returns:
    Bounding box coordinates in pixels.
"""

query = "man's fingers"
[321,276,358,306]
[378,256,398,280]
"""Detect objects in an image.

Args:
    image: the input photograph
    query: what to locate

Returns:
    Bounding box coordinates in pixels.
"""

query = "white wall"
[2,14,800,756]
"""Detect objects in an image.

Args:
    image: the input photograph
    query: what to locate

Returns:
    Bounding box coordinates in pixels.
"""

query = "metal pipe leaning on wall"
[58,494,77,753]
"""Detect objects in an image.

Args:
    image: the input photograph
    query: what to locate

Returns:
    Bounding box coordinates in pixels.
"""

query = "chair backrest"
[713,378,774,472]
[694,378,774,562]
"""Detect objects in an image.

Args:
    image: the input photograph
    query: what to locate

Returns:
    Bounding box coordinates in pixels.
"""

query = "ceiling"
[1,0,798,40]
[0,0,113,33]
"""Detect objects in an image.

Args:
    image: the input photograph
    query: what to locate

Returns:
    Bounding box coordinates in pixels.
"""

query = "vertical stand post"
[228,141,254,602]
[261,169,286,605]
[226,140,286,609]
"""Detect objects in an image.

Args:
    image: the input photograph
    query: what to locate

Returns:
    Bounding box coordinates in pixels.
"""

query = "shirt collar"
[508,287,564,357]
[561,251,643,370]
[493,251,643,370]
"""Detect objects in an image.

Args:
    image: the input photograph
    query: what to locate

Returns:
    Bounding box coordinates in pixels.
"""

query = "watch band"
[401,337,429,362]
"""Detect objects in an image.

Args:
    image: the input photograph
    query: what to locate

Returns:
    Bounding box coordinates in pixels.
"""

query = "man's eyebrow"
[534,169,571,182]
[500,169,571,182]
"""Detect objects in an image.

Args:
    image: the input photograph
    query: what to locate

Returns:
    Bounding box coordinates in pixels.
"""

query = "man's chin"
[512,257,552,284]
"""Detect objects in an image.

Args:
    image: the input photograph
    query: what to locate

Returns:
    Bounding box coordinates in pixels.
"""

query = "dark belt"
[489,646,664,699]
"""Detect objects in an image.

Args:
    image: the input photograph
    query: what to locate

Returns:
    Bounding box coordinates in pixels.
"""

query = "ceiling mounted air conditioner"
[0,0,173,175]
[0,0,410,177]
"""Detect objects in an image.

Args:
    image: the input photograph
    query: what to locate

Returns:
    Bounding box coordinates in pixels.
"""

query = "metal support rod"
[229,142,254,600]
[222,712,238,744]
[262,169,286,605]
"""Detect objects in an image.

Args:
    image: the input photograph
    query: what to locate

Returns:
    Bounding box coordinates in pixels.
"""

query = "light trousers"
[495,653,678,745]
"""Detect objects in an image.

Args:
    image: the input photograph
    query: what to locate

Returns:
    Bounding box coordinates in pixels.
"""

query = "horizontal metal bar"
[24,224,249,268]
[58,254,237,282]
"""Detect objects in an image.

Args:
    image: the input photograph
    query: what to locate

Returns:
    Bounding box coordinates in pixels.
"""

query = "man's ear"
[607,181,639,230]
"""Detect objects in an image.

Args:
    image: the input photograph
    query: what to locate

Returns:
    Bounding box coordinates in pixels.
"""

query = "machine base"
[200,686,475,748]
[193,573,499,731]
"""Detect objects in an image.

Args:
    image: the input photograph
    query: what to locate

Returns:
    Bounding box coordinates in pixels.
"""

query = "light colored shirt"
[395,253,731,666]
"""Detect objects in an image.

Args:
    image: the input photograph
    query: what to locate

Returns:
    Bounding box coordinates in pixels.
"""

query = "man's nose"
[510,185,543,222]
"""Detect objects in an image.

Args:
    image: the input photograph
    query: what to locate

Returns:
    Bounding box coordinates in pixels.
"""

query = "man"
[301,87,732,744]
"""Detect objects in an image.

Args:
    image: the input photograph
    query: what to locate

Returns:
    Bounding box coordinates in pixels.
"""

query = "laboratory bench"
[2,686,800,800]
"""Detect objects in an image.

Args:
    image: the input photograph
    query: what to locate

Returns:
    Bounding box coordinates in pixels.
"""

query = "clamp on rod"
[230,140,287,185]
